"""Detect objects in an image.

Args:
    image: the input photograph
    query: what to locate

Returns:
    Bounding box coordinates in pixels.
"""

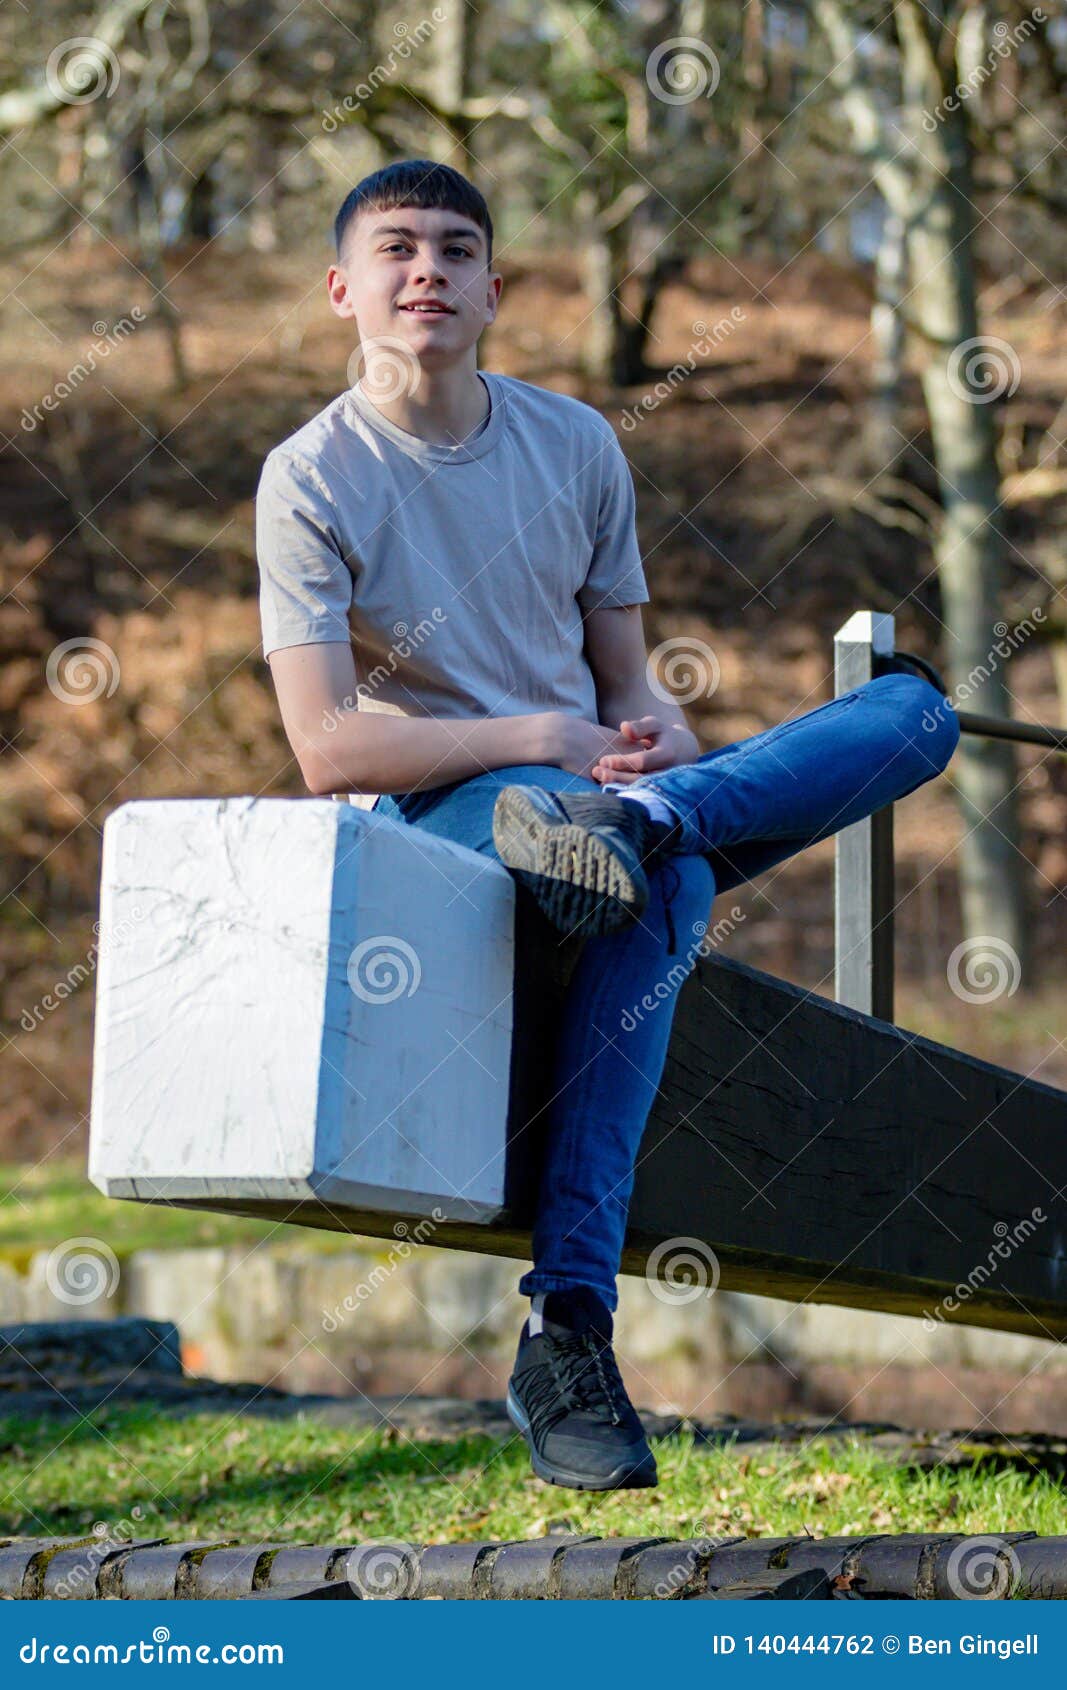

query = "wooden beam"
[90,797,1067,1341]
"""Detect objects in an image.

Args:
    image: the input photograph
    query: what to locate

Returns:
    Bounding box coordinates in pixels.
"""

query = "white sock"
[528,1292,546,1336]
[603,785,681,829]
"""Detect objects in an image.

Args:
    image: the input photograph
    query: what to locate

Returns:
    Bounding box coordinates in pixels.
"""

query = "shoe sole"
[505,1386,658,1492]
[492,787,650,939]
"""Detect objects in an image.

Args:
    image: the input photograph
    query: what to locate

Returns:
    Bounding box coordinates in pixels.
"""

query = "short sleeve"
[255,449,354,659]
[575,429,650,613]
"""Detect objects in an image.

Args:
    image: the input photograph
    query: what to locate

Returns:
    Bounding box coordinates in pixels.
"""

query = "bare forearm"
[306,710,547,797]
[598,686,692,742]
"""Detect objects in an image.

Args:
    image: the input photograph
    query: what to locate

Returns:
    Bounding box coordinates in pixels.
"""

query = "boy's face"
[327,205,501,367]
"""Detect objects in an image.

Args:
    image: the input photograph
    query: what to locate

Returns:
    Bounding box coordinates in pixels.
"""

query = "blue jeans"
[372,673,960,1311]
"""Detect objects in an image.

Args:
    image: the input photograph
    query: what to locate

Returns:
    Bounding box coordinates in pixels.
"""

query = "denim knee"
[896,673,961,776]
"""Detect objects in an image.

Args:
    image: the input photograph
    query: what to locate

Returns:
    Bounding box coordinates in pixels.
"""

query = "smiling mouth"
[398,304,454,315]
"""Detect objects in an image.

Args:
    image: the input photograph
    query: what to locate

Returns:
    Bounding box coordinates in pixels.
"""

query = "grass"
[3,1161,1065,1564]
[1,1407,1065,1546]
[0,1158,368,1269]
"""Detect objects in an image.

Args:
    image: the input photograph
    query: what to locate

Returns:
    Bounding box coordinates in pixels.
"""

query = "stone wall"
[3,1239,1065,1432]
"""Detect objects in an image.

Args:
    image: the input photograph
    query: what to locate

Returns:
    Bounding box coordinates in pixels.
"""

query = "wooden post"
[834,610,895,1021]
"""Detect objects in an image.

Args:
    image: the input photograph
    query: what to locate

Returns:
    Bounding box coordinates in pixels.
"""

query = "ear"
[484,270,503,323]
[326,263,357,322]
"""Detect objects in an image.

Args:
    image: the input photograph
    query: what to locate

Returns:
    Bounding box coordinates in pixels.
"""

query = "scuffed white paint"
[89,797,515,1223]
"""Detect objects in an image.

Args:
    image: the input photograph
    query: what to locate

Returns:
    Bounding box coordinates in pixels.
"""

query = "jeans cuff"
[645,790,701,853]
[517,1269,618,1313]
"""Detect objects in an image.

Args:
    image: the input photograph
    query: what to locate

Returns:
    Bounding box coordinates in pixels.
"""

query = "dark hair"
[333,158,493,266]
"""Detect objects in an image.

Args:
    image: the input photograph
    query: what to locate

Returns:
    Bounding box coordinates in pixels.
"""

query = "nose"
[411,248,448,288]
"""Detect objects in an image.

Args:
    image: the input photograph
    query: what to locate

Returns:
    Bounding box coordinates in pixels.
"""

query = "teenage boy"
[256,158,960,1492]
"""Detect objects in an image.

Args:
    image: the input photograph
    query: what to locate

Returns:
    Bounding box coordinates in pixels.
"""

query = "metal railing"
[833,610,1067,1022]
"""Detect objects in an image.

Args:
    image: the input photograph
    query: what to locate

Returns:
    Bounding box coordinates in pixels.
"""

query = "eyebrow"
[369,223,483,247]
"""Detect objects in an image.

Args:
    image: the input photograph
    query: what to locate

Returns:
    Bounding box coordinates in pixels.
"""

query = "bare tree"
[813,0,1031,979]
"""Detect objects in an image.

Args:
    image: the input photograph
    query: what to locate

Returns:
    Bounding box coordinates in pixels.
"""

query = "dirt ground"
[2,239,1066,1161]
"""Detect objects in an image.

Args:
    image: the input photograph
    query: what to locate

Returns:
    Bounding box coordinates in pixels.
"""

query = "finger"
[599,751,651,773]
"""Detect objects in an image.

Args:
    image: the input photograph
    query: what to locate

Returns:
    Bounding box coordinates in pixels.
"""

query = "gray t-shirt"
[255,369,650,805]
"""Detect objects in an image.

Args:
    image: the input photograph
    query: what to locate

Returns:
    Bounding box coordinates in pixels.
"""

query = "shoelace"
[522,1329,629,1442]
[561,795,682,956]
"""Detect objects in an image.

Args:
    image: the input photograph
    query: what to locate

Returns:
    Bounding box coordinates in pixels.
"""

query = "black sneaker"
[491,786,685,939]
[506,1287,658,1491]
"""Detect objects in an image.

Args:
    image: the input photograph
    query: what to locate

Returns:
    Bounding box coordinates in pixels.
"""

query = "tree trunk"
[578,195,632,385]
[128,122,189,391]
[866,205,907,476]
[434,2,478,179]
[896,0,1029,978]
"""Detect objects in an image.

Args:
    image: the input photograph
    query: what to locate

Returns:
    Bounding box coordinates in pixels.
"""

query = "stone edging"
[1,1532,1062,1600]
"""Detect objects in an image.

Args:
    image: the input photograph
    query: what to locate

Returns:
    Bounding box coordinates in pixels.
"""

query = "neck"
[357,356,488,446]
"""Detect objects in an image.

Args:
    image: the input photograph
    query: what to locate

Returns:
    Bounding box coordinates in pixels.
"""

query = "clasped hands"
[590,714,700,786]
